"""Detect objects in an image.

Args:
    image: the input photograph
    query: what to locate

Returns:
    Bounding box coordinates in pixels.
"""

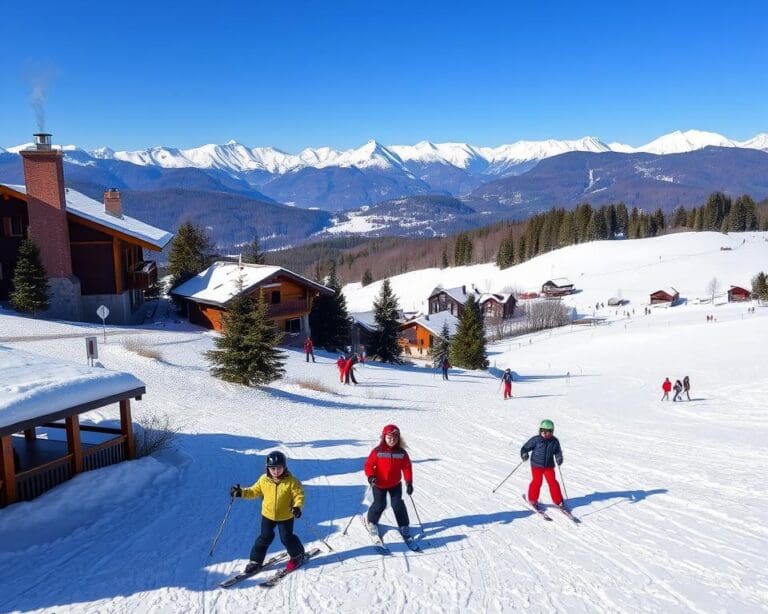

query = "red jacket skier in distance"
[364,424,413,489]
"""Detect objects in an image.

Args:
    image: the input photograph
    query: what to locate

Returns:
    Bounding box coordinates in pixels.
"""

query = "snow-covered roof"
[478,292,514,305]
[349,311,378,332]
[429,286,479,304]
[402,311,459,338]
[0,345,145,435]
[171,261,331,306]
[1,184,173,250]
[653,287,679,296]
[543,278,573,287]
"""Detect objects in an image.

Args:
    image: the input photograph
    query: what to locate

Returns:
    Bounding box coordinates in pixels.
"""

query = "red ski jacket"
[304,339,313,352]
[364,444,413,489]
[662,380,672,392]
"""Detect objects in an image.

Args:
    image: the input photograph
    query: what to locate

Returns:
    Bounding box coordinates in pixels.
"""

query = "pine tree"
[751,271,768,301]
[433,321,451,366]
[495,235,514,269]
[10,239,50,315]
[206,280,285,386]
[449,294,487,370]
[168,221,216,288]
[441,249,449,269]
[672,206,688,228]
[615,203,629,237]
[309,262,350,351]
[242,235,266,264]
[367,279,402,363]
[361,269,373,286]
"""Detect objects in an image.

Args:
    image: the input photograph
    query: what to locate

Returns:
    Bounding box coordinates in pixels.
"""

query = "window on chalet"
[271,290,281,304]
[10,217,24,237]
[285,318,301,333]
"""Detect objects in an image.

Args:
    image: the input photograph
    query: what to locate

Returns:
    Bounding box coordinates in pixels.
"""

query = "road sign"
[96,305,110,320]
[85,336,98,365]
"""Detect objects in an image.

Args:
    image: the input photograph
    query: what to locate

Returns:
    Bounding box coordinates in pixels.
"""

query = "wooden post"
[113,237,124,294]
[1,435,17,505]
[66,415,84,473]
[24,428,36,441]
[120,399,136,460]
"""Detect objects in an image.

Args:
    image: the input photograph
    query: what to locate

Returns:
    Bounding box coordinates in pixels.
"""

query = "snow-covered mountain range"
[7,130,768,177]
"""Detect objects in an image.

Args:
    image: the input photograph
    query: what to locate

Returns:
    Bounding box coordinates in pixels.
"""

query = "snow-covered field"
[1,232,767,613]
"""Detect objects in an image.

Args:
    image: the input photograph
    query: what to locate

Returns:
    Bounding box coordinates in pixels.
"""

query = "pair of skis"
[522,495,581,524]
[219,548,321,589]
[361,515,423,553]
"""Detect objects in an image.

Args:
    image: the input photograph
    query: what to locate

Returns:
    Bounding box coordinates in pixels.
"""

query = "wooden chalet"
[478,293,516,320]
[0,345,145,507]
[650,287,680,305]
[171,261,333,334]
[541,278,575,297]
[428,285,515,320]
[727,286,752,302]
[0,133,173,324]
[349,311,377,353]
[398,311,459,356]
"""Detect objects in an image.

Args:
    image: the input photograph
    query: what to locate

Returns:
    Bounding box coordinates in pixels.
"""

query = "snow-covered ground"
[1,232,767,613]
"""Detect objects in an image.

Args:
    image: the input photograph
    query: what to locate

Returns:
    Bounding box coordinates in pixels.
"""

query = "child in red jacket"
[336,355,345,382]
[661,377,672,401]
[364,424,413,538]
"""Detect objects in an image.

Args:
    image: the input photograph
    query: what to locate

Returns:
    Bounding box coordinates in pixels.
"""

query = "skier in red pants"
[501,368,513,399]
[520,419,566,511]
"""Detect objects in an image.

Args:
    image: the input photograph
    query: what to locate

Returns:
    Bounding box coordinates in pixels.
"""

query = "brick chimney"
[19,133,73,278]
[103,188,122,217]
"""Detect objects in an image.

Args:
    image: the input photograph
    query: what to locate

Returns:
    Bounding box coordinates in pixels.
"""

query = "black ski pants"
[367,483,410,527]
[249,515,304,563]
[442,368,448,380]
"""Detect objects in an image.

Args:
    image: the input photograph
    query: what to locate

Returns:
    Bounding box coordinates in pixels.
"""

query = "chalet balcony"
[267,299,307,319]
[127,260,158,291]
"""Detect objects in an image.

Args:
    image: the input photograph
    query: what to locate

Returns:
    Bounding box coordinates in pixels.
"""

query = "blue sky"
[1,1,767,151]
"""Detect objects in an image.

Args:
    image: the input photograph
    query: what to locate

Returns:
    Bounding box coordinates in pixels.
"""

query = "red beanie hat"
[382,424,400,437]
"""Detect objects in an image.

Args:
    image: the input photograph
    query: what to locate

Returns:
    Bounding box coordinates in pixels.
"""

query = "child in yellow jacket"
[230,451,306,573]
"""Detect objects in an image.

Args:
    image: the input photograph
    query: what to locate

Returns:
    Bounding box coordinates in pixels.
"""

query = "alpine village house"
[0,133,173,323]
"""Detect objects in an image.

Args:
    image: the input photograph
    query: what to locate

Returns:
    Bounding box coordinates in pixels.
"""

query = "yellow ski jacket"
[242,472,305,522]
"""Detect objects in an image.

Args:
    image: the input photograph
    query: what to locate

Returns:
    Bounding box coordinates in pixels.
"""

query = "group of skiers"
[228,419,566,575]
[336,352,362,384]
[661,375,691,401]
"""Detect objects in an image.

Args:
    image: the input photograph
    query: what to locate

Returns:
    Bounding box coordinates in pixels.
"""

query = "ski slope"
[1,232,767,613]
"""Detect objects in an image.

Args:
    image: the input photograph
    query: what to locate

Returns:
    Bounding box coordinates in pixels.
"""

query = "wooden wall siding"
[68,220,112,242]
[0,194,29,300]
[70,243,115,294]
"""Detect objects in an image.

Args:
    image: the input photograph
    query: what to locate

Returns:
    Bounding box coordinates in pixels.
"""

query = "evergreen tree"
[653,208,666,233]
[367,279,402,363]
[495,235,515,269]
[441,249,449,269]
[615,203,629,237]
[558,211,573,246]
[242,235,266,264]
[206,279,285,385]
[361,269,373,286]
[10,238,50,315]
[752,271,768,301]
[433,321,451,365]
[449,294,487,370]
[672,206,688,228]
[309,262,350,351]
[168,221,216,288]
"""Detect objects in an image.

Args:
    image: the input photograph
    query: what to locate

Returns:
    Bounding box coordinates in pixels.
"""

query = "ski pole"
[557,464,570,503]
[492,460,524,493]
[342,484,372,536]
[303,518,335,551]
[408,494,426,536]
[209,496,235,557]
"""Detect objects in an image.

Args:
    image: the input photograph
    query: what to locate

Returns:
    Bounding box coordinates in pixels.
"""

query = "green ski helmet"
[539,419,555,432]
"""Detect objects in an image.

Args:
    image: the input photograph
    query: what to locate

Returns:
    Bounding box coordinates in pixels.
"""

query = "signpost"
[85,336,98,366]
[96,304,110,342]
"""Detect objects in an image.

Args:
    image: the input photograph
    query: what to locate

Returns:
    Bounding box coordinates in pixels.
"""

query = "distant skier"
[440,356,450,380]
[520,419,565,511]
[336,355,346,382]
[673,379,683,402]
[229,451,308,574]
[683,375,691,401]
[501,368,513,399]
[364,424,413,539]
[304,337,315,363]
[343,354,358,385]
[661,377,672,401]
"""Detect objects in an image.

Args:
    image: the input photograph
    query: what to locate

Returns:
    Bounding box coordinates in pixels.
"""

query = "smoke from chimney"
[24,60,58,132]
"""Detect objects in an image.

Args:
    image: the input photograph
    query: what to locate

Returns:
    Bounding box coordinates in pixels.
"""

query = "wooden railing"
[267,299,307,318]
[15,455,74,502]
[83,437,126,471]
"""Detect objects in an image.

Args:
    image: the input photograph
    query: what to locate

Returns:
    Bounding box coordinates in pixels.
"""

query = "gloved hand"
[406,482,414,496]
[230,484,242,498]
[291,506,302,519]
[521,452,529,461]
[368,475,377,486]
[556,456,563,466]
